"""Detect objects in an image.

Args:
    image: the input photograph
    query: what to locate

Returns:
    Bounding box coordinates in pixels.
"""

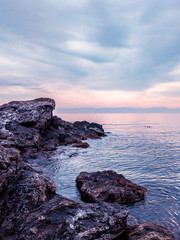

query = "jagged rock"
[18,195,128,240]
[76,170,148,204]
[51,115,74,130]
[0,98,55,129]
[125,222,175,240]
[0,158,56,238]
[0,98,55,153]
[73,121,105,139]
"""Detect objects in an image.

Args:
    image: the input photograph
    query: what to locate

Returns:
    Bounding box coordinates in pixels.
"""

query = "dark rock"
[73,121,90,130]
[0,98,55,154]
[73,121,105,138]
[51,115,74,130]
[72,142,90,148]
[0,157,56,238]
[76,170,148,204]
[18,195,128,240]
[0,98,55,130]
[126,222,175,240]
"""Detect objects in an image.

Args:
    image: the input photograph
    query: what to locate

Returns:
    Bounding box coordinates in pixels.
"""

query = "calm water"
[32,113,180,239]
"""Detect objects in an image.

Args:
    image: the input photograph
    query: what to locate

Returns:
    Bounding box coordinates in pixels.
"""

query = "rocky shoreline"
[0,98,175,239]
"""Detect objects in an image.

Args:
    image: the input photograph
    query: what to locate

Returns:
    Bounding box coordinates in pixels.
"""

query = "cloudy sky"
[0,0,180,109]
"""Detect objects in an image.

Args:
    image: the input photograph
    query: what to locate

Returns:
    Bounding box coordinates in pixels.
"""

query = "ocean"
[32,113,180,239]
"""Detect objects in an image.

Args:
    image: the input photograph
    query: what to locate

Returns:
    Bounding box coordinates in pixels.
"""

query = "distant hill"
[55,107,180,113]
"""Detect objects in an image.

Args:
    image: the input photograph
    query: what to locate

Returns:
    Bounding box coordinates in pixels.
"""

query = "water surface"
[32,113,180,239]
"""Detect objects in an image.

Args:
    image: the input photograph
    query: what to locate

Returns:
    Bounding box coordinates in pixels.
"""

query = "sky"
[0,0,180,109]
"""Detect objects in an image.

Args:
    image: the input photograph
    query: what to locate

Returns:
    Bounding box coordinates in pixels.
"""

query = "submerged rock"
[76,170,148,204]
[18,195,128,240]
[125,222,175,240]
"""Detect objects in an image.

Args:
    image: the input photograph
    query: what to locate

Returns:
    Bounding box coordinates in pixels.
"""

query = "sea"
[32,113,180,239]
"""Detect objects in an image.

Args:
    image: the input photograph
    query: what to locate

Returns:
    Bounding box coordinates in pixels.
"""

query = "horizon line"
[55,107,180,114]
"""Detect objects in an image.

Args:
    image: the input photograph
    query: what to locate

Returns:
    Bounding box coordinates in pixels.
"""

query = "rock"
[51,115,74,130]
[127,215,139,226]
[1,98,174,240]
[89,127,104,136]
[0,98,55,154]
[0,98,55,130]
[73,121,90,130]
[0,158,56,238]
[73,121,105,139]
[0,98,108,239]
[18,195,128,240]
[41,118,105,149]
[126,222,175,240]
[76,170,148,204]
[72,142,90,148]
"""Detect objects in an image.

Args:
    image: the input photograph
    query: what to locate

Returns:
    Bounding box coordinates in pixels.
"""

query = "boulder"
[76,170,148,204]
[18,195,128,240]
[0,98,55,130]
[0,98,55,154]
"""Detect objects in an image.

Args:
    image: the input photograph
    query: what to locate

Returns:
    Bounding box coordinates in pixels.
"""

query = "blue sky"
[0,0,180,108]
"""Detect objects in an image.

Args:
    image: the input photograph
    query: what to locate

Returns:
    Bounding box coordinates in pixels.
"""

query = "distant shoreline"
[55,108,180,114]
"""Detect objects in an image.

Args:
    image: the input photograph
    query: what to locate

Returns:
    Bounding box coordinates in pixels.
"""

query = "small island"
[0,98,175,239]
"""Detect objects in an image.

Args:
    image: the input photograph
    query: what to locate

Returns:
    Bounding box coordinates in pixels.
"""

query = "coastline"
[0,98,175,239]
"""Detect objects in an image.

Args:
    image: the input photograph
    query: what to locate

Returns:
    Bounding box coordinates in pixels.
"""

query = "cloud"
[0,0,180,107]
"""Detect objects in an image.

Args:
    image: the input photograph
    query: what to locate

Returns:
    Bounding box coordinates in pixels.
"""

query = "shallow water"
[32,113,180,239]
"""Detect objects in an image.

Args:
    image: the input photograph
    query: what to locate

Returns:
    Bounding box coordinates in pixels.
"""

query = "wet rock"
[126,222,175,240]
[72,142,90,148]
[18,195,128,240]
[76,170,148,204]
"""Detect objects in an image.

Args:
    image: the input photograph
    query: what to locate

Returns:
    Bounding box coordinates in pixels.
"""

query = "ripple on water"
[31,113,180,239]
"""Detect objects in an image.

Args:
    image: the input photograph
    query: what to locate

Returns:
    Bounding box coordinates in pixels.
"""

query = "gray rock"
[76,170,148,204]
[18,195,128,240]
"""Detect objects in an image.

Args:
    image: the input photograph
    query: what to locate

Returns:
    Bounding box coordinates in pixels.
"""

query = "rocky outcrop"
[0,98,105,158]
[0,98,121,239]
[0,158,56,238]
[0,98,55,159]
[41,117,106,153]
[18,195,128,239]
[125,222,175,240]
[0,98,57,238]
[76,170,148,204]
[0,98,175,239]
